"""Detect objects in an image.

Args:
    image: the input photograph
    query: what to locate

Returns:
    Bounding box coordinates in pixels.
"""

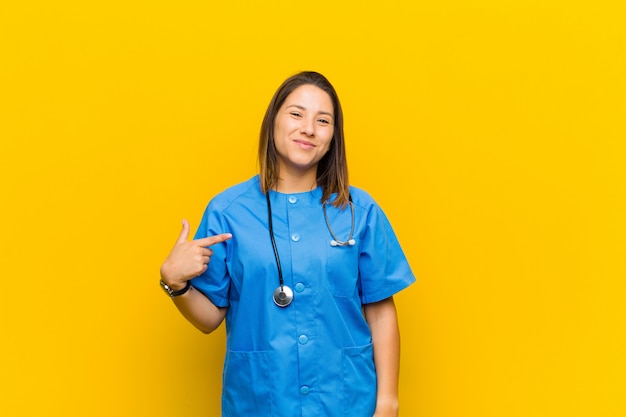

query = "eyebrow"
[286,104,334,118]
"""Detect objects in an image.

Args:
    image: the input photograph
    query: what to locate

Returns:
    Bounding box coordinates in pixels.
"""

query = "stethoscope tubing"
[266,191,285,289]
[265,192,355,307]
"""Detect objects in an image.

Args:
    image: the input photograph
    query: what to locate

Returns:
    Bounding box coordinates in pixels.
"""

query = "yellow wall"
[1,1,624,416]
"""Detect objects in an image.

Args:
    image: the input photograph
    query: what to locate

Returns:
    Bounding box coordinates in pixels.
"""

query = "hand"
[160,220,232,289]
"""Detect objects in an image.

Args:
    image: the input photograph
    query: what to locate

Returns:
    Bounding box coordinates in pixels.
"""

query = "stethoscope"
[266,192,355,307]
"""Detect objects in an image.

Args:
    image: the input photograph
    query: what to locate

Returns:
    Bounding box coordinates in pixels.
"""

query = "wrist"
[375,397,399,415]
[159,265,187,291]
[162,279,187,291]
[160,279,192,298]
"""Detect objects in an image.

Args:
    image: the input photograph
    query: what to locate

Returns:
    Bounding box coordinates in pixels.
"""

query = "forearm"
[364,297,401,416]
[170,285,227,334]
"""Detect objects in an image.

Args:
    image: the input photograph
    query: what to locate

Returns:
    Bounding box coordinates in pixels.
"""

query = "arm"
[160,220,232,334]
[167,286,227,334]
[364,296,401,417]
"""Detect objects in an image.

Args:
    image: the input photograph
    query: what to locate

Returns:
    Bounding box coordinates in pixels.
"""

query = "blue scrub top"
[191,176,415,417]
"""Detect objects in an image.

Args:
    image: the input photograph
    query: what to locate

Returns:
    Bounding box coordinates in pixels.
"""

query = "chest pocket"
[325,241,360,298]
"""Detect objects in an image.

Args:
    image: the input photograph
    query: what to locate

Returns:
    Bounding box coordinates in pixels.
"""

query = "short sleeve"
[190,201,231,307]
[358,203,415,304]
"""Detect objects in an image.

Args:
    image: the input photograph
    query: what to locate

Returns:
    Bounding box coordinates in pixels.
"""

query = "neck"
[275,167,318,194]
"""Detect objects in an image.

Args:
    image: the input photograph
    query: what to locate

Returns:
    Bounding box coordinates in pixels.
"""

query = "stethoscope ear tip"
[330,239,356,247]
[325,199,356,248]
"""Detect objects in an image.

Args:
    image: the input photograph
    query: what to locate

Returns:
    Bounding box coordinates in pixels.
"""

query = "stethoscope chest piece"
[273,285,293,307]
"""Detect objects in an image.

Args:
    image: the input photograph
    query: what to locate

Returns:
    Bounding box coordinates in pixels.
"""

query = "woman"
[160,71,415,417]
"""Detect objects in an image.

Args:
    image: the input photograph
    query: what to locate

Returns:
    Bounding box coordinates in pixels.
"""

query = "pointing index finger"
[193,233,233,247]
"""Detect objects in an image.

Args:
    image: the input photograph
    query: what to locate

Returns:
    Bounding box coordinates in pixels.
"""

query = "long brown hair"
[258,71,350,208]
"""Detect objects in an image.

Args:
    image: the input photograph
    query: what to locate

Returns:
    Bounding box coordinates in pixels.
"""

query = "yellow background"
[1,1,624,416]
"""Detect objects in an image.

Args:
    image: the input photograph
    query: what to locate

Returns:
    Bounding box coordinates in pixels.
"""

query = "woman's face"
[273,84,335,177]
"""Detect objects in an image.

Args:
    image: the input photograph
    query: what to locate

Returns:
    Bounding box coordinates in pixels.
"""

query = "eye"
[317,118,330,125]
[290,111,302,118]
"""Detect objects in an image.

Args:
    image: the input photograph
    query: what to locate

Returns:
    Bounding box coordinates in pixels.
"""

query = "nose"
[300,116,315,137]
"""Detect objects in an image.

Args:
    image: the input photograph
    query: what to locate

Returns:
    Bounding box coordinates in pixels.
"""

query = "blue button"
[291,234,300,242]
[295,282,305,293]
[300,385,310,395]
[298,335,308,345]
[288,196,298,204]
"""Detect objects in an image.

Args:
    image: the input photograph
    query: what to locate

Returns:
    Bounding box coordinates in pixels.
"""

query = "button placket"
[285,193,319,403]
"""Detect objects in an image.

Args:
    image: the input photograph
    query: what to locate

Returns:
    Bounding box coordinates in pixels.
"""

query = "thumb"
[176,219,190,245]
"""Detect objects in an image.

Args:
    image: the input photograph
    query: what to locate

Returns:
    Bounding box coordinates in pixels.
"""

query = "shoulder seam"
[210,177,259,216]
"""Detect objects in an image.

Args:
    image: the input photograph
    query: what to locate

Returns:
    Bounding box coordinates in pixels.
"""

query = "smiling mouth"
[294,139,315,148]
